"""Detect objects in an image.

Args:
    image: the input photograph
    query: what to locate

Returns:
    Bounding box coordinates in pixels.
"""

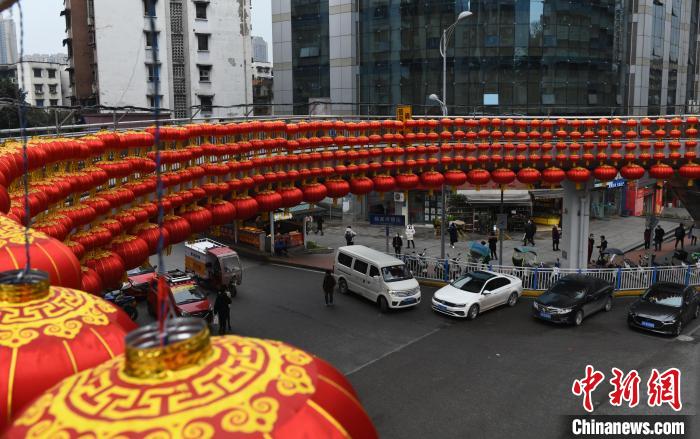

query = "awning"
[530,189,564,200]
[456,189,532,205]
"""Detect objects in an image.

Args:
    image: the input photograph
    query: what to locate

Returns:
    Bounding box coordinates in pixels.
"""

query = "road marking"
[346,326,444,376]
[270,264,325,274]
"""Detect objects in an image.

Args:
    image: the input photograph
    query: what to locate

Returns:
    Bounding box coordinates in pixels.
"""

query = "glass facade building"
[359,0,624,116]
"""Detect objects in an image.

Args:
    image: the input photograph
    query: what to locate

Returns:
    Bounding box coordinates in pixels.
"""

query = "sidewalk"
[304,216,681,267]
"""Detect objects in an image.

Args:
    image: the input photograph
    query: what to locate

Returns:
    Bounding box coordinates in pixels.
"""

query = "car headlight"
[551,307,573,314]
[533,302,539,310]
[180,311,191,317]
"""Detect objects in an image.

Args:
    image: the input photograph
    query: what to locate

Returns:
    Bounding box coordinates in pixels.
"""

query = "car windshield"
[172,286,207,304]
[547,279,587,299]
[642,287,683,308]
[382,265,412,282]
[451,274,487,293]
[222,258,239,273]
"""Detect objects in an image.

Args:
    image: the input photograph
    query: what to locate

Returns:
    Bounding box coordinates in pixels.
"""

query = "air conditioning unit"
[394,192,405,203]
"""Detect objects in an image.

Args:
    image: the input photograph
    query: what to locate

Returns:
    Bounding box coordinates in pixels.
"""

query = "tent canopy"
[456,189,532,205]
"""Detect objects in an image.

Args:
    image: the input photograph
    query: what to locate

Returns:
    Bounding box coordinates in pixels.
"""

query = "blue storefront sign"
[369,214,406,226]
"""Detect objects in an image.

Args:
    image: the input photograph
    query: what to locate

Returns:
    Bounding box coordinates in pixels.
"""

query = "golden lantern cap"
[0,269,50,303]
[124,317,213,379]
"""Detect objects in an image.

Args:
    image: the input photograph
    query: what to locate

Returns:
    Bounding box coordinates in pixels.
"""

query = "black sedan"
[532,275,614,326]
[628,283,700,336]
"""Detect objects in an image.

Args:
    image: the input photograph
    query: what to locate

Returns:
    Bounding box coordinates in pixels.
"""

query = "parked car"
[121,267,157,299]
[334,245,421,312]
[628,282,700,336]
[532,274,613,326]
[432,270,522,319]
[146,269,213,322]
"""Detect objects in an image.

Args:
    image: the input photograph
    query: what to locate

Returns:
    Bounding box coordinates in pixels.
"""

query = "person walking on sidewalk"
[344,226,356,245]
[488,232,498,259]
[405,224,416,249]
[551,225,560,251]
[588,234,595,264]
[323,270,336,306]
[524,220,536,246]
[674,223,685,249]
[643,227,651,250]
[654,225,665,251]
[315,216,324,236]
[448,222,458,248]
[214,289,231,335]
[598,235,608,255]
[392,233,403,257]
[690,223,698,246]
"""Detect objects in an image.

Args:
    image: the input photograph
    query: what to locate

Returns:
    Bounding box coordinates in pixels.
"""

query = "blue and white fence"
[399,254,700,292]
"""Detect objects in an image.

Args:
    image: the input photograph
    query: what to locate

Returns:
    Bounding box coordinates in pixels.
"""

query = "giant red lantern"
[80,266,103,296]
[324,178,351,200]
[0,269,135,432]
[350,176,374,195]
[517,167,541,186]
[649,163,675,180]
[7,319,378,438]
[162,215,192,244]
[85,251,126,291]
[620,164,645,181]
[443,170,467,189]
[302,183,329,203]
[372,175,396,193]
[491,168,516,186]
[679,162,700,186]
[542,167,566,187]
[593,165,618,182]
[205,200,235,226]
[566,167,592,189]
[467,168,491,189]
[109,235,150,270]
[133,223,171,255]
[232,196,260,220]
[395,173,420,191]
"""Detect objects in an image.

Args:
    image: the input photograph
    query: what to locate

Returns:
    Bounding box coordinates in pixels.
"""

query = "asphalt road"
[136,253,700,439]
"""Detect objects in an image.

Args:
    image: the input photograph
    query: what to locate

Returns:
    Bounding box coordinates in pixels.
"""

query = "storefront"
[530,189,563,227]
[455,189,532,234]
[624,177,663,216]
[591,178,627,218]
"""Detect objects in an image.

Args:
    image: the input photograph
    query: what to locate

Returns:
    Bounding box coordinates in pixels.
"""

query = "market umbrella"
[468,241,490,257]
[514,246,538,255]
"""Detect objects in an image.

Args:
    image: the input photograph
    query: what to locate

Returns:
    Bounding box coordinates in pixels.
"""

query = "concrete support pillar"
[560,180,593,270]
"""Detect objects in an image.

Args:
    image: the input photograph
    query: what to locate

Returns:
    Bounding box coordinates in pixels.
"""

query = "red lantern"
[517,167,541,186]
[232,196,259,220]
[278,186,304,208]
[443,170,467,188]
[372,175,396,193]
[542,167,566,187]
[205,200,235,226]
[395,173,420,191]
[679,162,700,185]
[302,183,329,203]
[325,178,351,200]
[85,251,126,291]
[620,164,645,181]
[109,235,150,270]
[162,215,192,245]
[350,177,374,195]
[467,169,491,189]
[133,223,170,255]
[566,167,592,189]
[80,266,103,296]
[491,168,516,186]
[649,163,675,180]
[593,165,618,182]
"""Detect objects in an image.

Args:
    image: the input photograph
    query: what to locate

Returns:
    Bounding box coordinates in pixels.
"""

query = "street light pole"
[430,9,473,260]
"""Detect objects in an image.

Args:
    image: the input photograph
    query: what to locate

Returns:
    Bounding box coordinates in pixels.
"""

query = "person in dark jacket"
[588,234,595,264]
[448,222,458,248]
[488,232,498,259]
[392,233,403,257]
[598,235,608,256]
[674,224,685,249]
[551,225,560,251]
[643,227,651,250]
[524,220,536,246]
[214,290,232,335]
[323,270,336,306]
[316,215,324,235]
[654,225,665,251]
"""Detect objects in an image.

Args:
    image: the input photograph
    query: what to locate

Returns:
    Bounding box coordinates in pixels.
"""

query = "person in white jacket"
[405,224,416,249]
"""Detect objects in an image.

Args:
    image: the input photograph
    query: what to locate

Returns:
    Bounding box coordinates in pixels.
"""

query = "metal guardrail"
[398,254,700,291]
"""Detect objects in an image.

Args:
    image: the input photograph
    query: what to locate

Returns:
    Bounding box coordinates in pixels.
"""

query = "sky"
[4,0,273,60]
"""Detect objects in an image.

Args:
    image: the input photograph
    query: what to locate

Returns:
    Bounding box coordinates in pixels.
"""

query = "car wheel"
[574,310,584,326]
[378,296,389,313]
[694,304,699,319]
[467,304,479,320]
[507,292,518,307]
[338,278,349,294]
[604,296,612,312]
[675,321,683,336]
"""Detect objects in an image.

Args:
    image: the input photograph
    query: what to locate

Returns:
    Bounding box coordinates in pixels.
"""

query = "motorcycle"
[104,290,138,321]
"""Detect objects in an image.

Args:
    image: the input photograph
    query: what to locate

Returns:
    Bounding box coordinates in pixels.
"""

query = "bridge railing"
[398,254,700,292]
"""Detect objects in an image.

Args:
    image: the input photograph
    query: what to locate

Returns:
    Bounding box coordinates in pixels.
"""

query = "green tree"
[0,78,54,132]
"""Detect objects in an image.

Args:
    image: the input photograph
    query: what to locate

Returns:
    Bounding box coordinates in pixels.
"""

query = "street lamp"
[429,8,473,260]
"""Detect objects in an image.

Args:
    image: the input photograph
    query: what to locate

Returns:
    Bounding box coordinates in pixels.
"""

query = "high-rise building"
[252,35,269,63]
[252,60,273,115]
[0,17,17,65]
[62,0,253,119]
[273,0,700,117]
[15,55,71,108]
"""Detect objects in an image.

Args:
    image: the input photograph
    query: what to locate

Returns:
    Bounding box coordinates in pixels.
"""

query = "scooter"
[104,290,138,321]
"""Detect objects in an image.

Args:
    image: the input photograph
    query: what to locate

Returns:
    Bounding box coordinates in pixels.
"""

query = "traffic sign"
[369,214,406,226]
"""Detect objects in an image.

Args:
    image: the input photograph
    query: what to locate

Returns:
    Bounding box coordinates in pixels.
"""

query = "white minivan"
[334,245,421,312]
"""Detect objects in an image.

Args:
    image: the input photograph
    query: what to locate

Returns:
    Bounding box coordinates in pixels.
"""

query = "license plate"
[402,298,417,305]
[641,321,655,328]
[436,304,447,312]
[539,311,552,319]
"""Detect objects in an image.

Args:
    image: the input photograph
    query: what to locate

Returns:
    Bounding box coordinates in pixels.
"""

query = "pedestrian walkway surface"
[302,216,682,267]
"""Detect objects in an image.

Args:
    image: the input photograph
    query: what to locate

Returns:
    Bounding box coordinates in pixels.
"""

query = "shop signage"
[607,178,626,189]
[273,211,292,221]
[369,214,406,226]
[396,105,412,122]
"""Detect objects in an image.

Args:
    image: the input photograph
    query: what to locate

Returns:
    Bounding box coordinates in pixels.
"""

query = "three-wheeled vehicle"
[185,239,243,296]
[512,246,538,267]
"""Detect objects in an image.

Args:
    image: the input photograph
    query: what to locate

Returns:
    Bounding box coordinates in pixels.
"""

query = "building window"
[34,84,43,95]
[32,68,42,78]
[145,31,159,48]
[199,95,213,113]
[146,63,160,82]
[196,33,210,51]
[50,99,58,106]
[47,69,56,79]
[143,0,157,16]
[147,94,163,107]
[49,84,57,94]
[35,99,44,107]
[199,65,211,82]
[195,2,208,19]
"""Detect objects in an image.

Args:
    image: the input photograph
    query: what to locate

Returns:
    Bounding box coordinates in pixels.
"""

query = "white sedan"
[432,270,523,319]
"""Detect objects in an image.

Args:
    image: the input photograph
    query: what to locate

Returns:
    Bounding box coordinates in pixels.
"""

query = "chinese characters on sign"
[369,214,406,226]
[572,365,682,413]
